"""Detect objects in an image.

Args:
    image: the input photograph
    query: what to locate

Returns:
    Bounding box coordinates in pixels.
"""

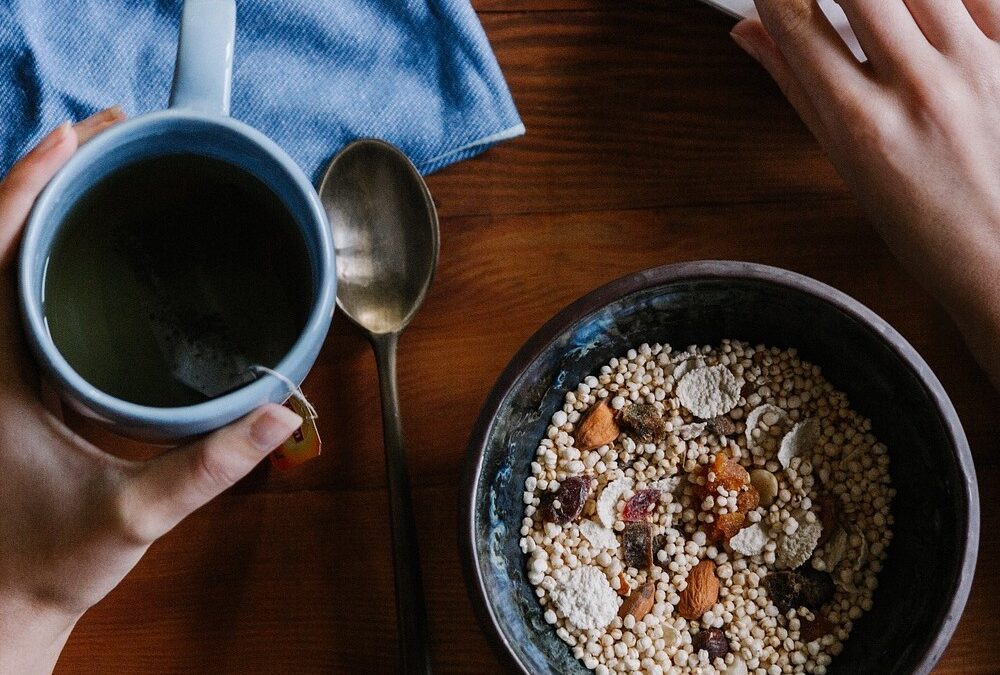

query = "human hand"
[732,0,1000,386]
[0,109,304,674]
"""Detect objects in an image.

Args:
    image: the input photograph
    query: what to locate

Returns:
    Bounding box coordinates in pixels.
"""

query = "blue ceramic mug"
[17,0,336,441]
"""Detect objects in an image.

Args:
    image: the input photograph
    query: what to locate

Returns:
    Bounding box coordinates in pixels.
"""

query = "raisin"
[618,403,666,443]
[709,415,737,436]
[621,522,654,570]
[817,494,839,546]
[799,566,835,609]
[800,614,835,643]
[539,476,593,524]
[736,486,760,513]
[692,628,729,661]
[763,569,835,614]
[623,489,660,521]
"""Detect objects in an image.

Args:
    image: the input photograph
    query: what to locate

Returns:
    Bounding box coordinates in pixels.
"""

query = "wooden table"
[57,1,999,673]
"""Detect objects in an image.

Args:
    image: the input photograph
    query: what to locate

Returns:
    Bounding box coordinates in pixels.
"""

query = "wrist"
[0,593,80,675]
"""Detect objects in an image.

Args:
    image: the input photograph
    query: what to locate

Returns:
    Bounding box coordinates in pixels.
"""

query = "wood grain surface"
[55,2,999,673]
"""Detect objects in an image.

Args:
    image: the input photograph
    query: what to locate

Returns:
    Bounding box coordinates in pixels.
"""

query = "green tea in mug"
[43,154,314,407]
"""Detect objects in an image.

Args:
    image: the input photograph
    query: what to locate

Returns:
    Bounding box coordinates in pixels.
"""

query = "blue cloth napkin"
[0,0,524,177]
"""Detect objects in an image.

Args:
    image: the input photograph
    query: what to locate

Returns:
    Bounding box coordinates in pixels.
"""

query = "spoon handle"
[373,332,433,674]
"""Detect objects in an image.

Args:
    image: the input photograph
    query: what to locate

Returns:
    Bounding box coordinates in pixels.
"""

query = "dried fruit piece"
[579,518,619,551]
[574,400,620,451]
[692,627,729,661]
[711,511,745,542]
[540,476,593,524]
[777,518,822,569]
[708,415,737,436]
[744,404,789,449]
[736,486,760,513]
[778,417,821,469]
[817,494,840,546]
[618,403,667,443]
[596,477,633,527]
[729,523,767,556]
[552,566,618,630]
[623,489,660,521]
[698,453,750,495]
[800,614,835,643]
[678,560,719,620]
[763,568,834,614]
[618,581,655,621]
[749,469,779,507]
[621,522,654,570]
[676,365,741,419]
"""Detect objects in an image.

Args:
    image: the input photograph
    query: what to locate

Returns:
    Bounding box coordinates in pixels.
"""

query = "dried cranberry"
[622,489,660,521]
[621,522,654,570]
[692,628,729,661]
[540,476,593,524]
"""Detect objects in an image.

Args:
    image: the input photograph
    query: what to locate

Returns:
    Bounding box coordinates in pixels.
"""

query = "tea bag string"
[248,365,318,420]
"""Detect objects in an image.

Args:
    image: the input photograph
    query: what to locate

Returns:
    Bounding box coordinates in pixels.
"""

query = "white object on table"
[699,0,866,62]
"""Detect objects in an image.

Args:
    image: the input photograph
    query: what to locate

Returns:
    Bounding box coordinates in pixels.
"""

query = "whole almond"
[574,400,620,451]
[678,560,719,620]
[618,581,655,621]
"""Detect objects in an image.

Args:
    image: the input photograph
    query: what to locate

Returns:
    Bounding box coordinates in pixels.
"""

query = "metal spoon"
[319,139,438,674]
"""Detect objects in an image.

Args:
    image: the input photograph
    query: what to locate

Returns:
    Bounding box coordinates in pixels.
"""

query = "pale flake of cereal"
[777,517,822,569]
[726,657,749,675]
[840,443,867,466]
[744,404,789,449]
[777,417,821,469]
[853,528,869,571]
[675,365,741,419]
[729,523,768,556]
[551,565,619,631]
[672,356,704,381]
[648,475,683,493]
[596,477,633,528]
[578,518,619,552]
[674,422,707,441]
[823,528,848,569]
[663,624,681,648]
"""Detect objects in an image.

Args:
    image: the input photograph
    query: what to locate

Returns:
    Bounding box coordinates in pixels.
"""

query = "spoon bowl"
[319,139,438,335]
[319,138,439,674]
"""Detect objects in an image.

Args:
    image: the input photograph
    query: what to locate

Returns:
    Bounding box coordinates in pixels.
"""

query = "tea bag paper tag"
[271,396,322,471]
[247,365,322,470]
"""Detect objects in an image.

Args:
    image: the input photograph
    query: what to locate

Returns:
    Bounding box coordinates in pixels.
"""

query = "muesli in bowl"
[520,340,893,675]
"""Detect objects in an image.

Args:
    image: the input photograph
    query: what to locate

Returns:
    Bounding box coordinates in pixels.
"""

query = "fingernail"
[75,106,120,130]
[37,122,70,153]
[250,405,303,450]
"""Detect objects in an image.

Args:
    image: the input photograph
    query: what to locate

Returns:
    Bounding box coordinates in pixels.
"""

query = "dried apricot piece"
[714,454,750,492]
[711,511,745,542]
[736,486,760,513]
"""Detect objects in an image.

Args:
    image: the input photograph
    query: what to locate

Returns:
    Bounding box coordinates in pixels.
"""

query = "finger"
[0,122,77,269]
[752,0,871,101]
[836,0,935,73]
[73,106,126,145]
[732,19,830,146]
[121,404,302,542]
[962,0,1000,40]
[903,0,983,50]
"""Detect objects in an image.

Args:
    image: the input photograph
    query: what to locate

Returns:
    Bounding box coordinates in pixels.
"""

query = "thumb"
[122,404,302,542]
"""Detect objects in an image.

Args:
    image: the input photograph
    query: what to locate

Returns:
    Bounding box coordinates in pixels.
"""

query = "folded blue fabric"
[0,0,523,177]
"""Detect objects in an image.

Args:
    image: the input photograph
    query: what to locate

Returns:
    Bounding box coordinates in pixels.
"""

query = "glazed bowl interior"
[461,263,977,675]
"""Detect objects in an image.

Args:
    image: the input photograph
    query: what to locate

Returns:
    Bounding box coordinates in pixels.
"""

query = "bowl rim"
[458,260,979,675]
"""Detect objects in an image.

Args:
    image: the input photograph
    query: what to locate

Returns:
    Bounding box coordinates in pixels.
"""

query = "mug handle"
[168,0,236,116]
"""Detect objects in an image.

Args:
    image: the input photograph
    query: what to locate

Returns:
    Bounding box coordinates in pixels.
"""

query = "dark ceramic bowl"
[460,261,979,674]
